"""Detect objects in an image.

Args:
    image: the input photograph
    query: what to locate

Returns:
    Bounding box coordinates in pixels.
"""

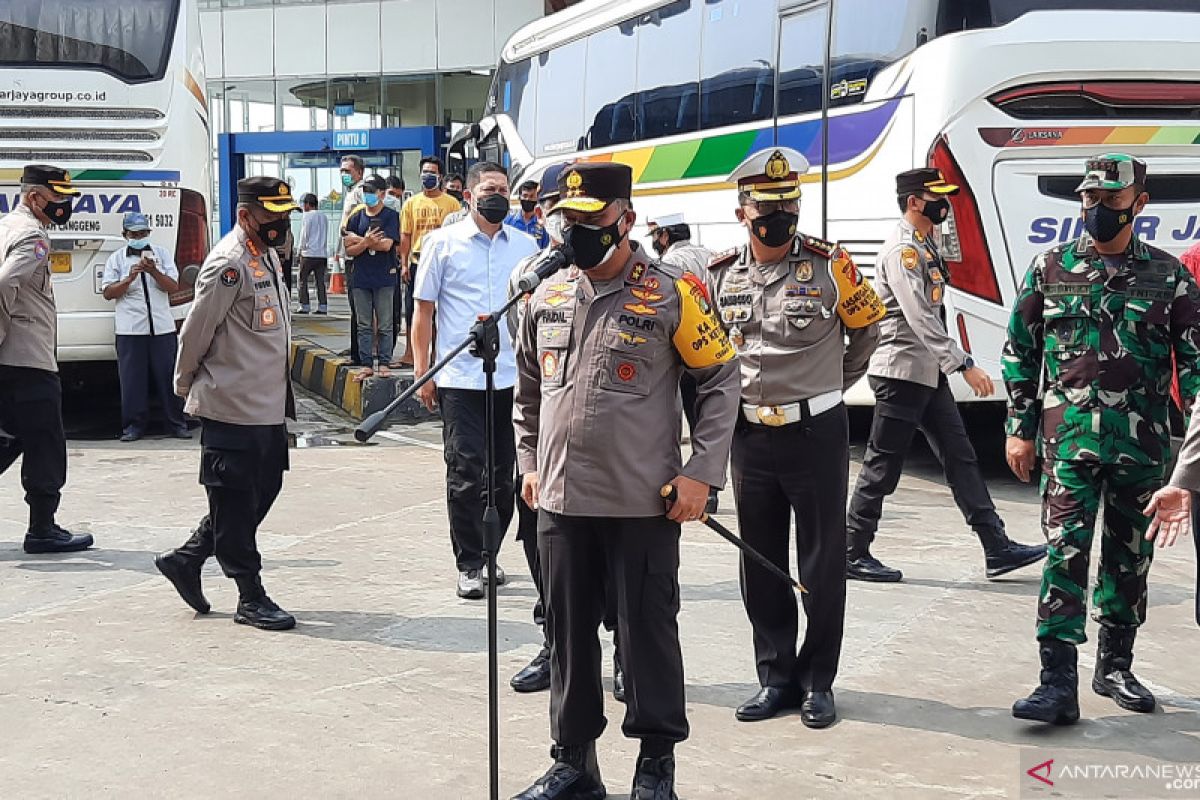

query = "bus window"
[536,38,586,156]
[0,0,180,83]
[699,0,776,131]
[829,0,938,109]
[778,5,828,118]
[636,1,701,141]
[584,20,638,148]
[493,57,538,158]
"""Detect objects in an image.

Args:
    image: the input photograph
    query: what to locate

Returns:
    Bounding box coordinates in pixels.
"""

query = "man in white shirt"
[296,193,329,314]
[413,161,540,599]
[101,211,188,441]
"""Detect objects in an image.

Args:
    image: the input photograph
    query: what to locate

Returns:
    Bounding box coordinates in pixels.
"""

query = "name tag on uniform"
[1043,282,1090,297]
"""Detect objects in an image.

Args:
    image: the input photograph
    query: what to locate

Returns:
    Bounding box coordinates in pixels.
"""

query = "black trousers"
[116,333,185,435]
[176,419,288,586]
[846,375,1002,543]
[0,365,67,531]
[732,403,849,692]
[438,387,515,572]
[402,264,416,343]
[392,270,403,346]
[539,511,686,748]
[346,260,361,365]
[297,256,328,309]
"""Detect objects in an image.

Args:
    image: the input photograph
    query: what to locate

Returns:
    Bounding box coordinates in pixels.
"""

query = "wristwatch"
[957,356,975,373]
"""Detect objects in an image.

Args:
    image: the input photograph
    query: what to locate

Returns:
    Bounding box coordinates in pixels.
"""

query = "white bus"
[455,0,1200,402]
[0,0,211,371]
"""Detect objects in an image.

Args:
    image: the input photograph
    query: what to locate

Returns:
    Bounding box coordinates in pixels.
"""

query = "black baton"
[661,485,807,594]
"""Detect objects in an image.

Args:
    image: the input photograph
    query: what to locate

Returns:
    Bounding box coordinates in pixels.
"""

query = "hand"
[963,366,995,398]
[1006,436,1036,483]
[1144,486,1192,548]
[664,475,709,523]
[522,472,540,511]
[415,374,438,412]
[402,263,412,282]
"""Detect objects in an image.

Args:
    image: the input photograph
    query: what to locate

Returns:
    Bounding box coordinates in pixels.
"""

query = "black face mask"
[564,218,626,270]
[520,199,537,214]
[45,198,73,226]
[750,210,797,248]
[920,198,950,225]
[1083,202,1135,244]
[448,189,464,203]
[652,235,668,256]
[475,193,510,225]
[257,217,291,247]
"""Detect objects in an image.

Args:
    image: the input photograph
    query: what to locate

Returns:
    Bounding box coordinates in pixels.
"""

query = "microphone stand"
[356,287,534,800]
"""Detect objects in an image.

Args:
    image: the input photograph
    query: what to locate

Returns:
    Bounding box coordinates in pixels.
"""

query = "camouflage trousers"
[1037,459,1163,643]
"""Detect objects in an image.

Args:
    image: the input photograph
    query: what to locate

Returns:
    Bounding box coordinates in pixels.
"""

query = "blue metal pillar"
[217,133,245,236]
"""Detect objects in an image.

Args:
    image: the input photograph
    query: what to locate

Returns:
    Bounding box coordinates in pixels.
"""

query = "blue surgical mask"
[363,192,379,207]
[341,173,353,188]
[421,173,439,190]
[126,237,151,250]
[383,195,402,211]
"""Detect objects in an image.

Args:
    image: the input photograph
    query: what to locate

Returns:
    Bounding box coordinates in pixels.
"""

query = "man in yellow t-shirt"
[397,155,460,366]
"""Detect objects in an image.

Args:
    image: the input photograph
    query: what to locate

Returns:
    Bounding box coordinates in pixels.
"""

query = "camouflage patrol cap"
[1075,153,1148,193]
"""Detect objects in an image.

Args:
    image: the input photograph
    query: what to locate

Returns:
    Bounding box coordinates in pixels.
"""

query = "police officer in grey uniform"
[708,147,883,728]
[0,165,93,554]
[845,168,1046,583]
[513,163,740,800]
[154,176,299,631]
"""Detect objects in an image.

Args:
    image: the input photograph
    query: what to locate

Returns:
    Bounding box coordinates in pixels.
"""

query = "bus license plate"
[50,253,72,273]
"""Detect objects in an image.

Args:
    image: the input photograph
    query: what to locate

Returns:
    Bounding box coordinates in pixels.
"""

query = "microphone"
[515,243,574,294]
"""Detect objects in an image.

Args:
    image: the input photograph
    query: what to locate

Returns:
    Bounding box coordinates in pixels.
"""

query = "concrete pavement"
[1,402,1199,798]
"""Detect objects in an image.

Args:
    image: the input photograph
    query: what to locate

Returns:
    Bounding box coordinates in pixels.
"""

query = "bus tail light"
[928,137,1002,305]
[172,189,209,306]
[956,312,972,354]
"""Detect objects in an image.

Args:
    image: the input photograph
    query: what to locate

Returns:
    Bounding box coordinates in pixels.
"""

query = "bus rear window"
[0,0,180,84]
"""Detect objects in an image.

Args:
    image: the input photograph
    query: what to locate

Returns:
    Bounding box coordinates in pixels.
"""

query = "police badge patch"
[220,267,240,287]
[795,260,813,282]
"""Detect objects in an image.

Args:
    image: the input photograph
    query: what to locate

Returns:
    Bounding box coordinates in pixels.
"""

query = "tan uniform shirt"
[0,204,56,372]
[514,245,740,517]
[175,226,295,425]
[660,240,712,275]
[707,235,879,405]
[868,219,968,387]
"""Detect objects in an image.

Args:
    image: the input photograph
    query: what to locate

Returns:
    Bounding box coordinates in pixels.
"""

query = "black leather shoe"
[234,595,296,631]
[511,742,606,800]
[119,428,142,443]
[512,647,551,693]
[735,686,800,722]
[846,553,902,582]
[23,524,93,554]
[632,755,677,800]
[154,551,211,614]
[800,690,837,729]
[613,651,626,703]
[1092,625,1155,713]
[171,428,193,440]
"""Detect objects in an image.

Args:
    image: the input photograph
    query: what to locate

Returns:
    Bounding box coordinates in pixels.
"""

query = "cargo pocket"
[537,324,571,388]
[643,539,681,617]
[1043,294,1091,351]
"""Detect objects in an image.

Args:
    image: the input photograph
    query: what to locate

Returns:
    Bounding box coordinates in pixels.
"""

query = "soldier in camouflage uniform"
[1003,154,1200,725]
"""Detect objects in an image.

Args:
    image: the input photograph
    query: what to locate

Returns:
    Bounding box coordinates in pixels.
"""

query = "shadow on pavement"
[292,609,544,653]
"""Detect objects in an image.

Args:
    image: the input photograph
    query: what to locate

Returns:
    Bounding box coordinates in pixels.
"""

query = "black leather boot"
[154,550,211,614]
[511,646,551,693]
[846,530,901,582]
[1012,639,1080,725]
[631,755,677,800]
[1092,625,1155,713]
[511,742,606,800]
[976,525,1047,579]
[233,576,295,631]
[23,524,93,554]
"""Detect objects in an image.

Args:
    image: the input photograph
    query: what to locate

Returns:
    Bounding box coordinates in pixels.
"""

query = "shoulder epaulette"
[707,247,739,270]
[801,235,836,257]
